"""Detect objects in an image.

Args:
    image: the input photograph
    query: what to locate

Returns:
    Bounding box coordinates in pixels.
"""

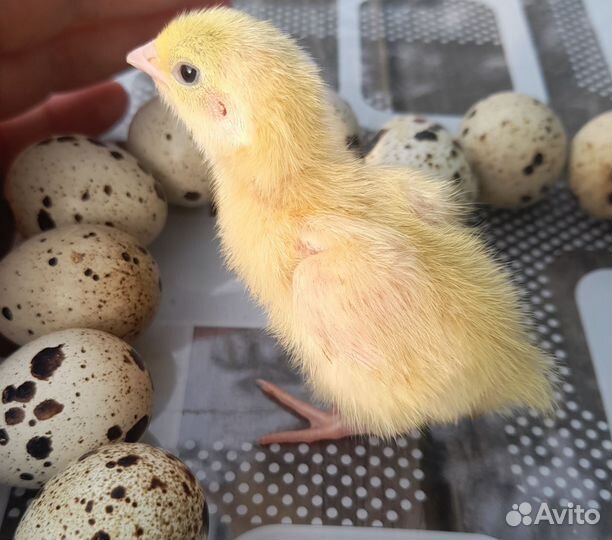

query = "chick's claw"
[256,379,358,444]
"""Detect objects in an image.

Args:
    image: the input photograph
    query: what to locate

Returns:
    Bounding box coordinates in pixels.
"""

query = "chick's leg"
[256,379,361,444]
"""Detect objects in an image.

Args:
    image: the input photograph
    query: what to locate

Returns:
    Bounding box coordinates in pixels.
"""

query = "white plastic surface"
[576,269,612,424]
[235,525,499,540]
[148,208,266,329]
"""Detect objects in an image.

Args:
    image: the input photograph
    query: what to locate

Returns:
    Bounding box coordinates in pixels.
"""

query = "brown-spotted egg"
[459,92,567,208]
[0,329,153,488]
[127,97,214,207]
[6,135,168,245]
[366,115,479,204]
[569,111,612,219]
[15,443,207,540]
[0,225,161,345]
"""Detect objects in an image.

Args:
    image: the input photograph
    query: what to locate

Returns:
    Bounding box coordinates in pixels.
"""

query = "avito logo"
[506,501,600,527]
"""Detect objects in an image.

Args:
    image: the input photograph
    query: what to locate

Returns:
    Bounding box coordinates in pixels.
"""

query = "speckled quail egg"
[6,134,167,245]
[0,329,153,488]
[15,443,207,540]
[366,115,479,203]
[569,111,612,220]
[459,92,567,208]
[127,97,214,207]
[0,225,161,345]
[326,90,362,151]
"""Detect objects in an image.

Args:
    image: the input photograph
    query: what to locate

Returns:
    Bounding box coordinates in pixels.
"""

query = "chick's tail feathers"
[284,213,557,439]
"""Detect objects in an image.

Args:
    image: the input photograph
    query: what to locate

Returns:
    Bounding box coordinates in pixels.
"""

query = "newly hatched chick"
[127,8,555,443]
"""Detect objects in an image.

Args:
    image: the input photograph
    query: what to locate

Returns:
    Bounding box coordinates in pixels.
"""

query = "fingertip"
[47,81,129,134]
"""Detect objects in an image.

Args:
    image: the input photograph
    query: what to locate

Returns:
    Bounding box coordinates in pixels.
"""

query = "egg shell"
[569,111,612,220]
[0,329,153,488]
[459,92,567,208]
[15,443,206,540]
[0,225,161,345]
[326,90,362,151]
[6,135,168,245]
[127,97,214,207]
[366,115,479,203]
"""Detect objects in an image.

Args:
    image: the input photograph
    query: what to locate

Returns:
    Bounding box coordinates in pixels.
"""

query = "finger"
[0,81,128,174]
[0,1,223,119]
[0,0,227,54]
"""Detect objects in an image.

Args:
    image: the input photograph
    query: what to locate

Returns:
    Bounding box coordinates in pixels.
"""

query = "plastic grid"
[358,0,509,115]
[360,0,501,45]
[487,186,612,511]
[235,0,337,40]
[546,0,612,99]
[180,436,427,532]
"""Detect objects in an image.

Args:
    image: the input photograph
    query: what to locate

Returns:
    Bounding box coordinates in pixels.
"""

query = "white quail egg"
[0,329,153,488]
[15,443,207,540]
[569,111,612,219]
[127,97,214,207]
[459,92,567,208]
[6,135,167,245]
[0,225,161,345]
[366,115,479,203]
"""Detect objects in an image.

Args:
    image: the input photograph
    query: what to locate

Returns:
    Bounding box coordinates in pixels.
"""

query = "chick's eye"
[175,63,199,85]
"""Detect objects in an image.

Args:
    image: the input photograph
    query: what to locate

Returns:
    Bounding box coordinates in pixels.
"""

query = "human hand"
[0,0,227,173]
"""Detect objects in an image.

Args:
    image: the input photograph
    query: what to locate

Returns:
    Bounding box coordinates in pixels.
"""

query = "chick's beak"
[126,41,167,84]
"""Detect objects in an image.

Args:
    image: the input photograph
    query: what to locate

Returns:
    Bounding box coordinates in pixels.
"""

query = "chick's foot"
[256,379,360,444]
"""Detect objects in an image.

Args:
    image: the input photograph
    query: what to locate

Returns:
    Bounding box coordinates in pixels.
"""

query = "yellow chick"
[127,8,555,444]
